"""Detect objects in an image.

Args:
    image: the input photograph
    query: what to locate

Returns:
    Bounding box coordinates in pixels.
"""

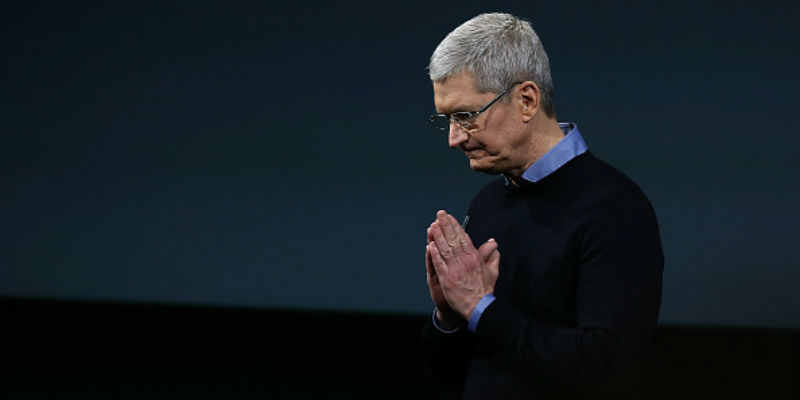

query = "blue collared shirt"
[432,122,588,333]
[501,122,588,186]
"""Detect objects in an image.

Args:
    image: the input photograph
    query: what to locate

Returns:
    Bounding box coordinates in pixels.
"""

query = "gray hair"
[429,13,555,117]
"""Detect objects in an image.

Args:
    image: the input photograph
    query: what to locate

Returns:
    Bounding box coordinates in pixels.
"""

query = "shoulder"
[567,152,655,214]
[562,154,662,257]
[564,154,664,267]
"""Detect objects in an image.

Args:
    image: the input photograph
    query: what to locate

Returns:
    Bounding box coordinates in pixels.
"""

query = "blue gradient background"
[2,1,798,328]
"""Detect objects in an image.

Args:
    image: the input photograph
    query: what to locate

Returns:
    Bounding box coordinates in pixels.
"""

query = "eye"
[451,112,474,122]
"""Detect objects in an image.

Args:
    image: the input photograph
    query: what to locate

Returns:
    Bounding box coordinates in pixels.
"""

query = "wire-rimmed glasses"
[428,82,522,131]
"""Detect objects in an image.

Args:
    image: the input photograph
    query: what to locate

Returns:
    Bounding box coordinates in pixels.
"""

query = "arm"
[420,211,501,384]
[419,309,474,385]
[473,193,663,388]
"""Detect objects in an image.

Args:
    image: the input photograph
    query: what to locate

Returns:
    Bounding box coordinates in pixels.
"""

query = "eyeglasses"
[428,82,522,131]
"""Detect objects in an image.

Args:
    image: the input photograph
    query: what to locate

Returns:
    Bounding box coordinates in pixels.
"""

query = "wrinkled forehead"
[432,72,487,113]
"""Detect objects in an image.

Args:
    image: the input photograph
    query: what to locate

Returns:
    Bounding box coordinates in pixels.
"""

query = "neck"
[509,117,564,178]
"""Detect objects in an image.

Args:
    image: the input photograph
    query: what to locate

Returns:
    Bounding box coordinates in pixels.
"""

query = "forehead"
[433,71,487,112]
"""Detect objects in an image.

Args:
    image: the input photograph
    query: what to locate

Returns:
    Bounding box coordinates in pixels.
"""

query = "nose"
[448,123,469,149]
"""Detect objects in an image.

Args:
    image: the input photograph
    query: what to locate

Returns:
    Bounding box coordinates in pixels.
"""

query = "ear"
[518,81,540,122]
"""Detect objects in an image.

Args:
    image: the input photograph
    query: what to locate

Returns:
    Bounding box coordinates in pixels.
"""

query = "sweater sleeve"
[420,313,475,386]
[473,191,663,388]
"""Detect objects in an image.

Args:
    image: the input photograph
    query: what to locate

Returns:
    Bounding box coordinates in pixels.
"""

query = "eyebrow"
[436,103,479,114]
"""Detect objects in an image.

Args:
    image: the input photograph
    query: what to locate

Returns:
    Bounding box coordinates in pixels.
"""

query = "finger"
[482,257,500,292]
[484,247,500,283]
[428,241,449,274]
[477,238,498,262]
[426,245,437,286]
[437,211,465,250]
[426,257,440,286]
[448,212,475,248]
[486,246,500,267]
[430,223,454,261]
[425,243,430,269]
[425,244,436,276]
[426,267,440,292]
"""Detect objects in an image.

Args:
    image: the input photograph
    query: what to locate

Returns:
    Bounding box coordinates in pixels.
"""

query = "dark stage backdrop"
[2,0,798,329]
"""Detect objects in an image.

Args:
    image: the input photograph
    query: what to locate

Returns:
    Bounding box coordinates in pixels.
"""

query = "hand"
[425,240,460,329]
[427,210,500,321]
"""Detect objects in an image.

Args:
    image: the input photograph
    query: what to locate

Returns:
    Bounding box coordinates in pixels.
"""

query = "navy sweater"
[421,152,663,399]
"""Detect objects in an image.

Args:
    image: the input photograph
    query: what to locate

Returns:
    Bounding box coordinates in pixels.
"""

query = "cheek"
[480,136,510,158]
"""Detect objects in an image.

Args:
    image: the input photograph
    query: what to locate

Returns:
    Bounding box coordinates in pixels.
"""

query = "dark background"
[2,0,799,398]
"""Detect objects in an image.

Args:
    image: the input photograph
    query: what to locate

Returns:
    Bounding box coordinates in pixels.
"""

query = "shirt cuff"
[468,294,496,332]
[431,307,462,333]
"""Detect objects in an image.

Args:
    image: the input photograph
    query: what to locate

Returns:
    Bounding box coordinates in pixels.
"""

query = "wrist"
[435,307,462,331]
[460,292,492,320]
[467,293,496,332]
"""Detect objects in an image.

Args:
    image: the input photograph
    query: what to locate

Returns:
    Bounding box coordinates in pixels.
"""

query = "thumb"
[478,238,498,262]
[485,246,500,268]
[481,240,500,289]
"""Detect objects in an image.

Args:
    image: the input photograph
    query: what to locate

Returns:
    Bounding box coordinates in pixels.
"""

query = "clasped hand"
[426,210,500,329]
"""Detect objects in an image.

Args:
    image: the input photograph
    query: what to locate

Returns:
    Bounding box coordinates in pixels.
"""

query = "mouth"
[463,148,485,158]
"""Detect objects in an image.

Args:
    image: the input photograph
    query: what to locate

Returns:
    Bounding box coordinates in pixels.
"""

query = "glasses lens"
[452,112,478,131]
[451,112,475,124]
[429,115,450,130]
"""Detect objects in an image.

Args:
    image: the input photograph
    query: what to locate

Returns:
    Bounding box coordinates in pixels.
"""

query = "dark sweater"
[421,152,663,399]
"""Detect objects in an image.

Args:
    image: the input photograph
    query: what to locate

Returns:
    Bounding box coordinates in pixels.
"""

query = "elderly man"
[420,13,663,399]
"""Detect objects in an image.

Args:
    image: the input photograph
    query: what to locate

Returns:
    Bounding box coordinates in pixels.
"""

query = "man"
[420,13,663,399]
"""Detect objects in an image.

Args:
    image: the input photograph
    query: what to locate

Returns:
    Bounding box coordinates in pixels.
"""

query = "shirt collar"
[503,122,588,186]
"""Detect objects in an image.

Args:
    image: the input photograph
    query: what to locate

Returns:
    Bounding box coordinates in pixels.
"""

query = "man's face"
[433,72,530,176]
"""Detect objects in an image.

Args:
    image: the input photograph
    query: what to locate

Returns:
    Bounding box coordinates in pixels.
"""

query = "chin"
[469,160,502,175]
